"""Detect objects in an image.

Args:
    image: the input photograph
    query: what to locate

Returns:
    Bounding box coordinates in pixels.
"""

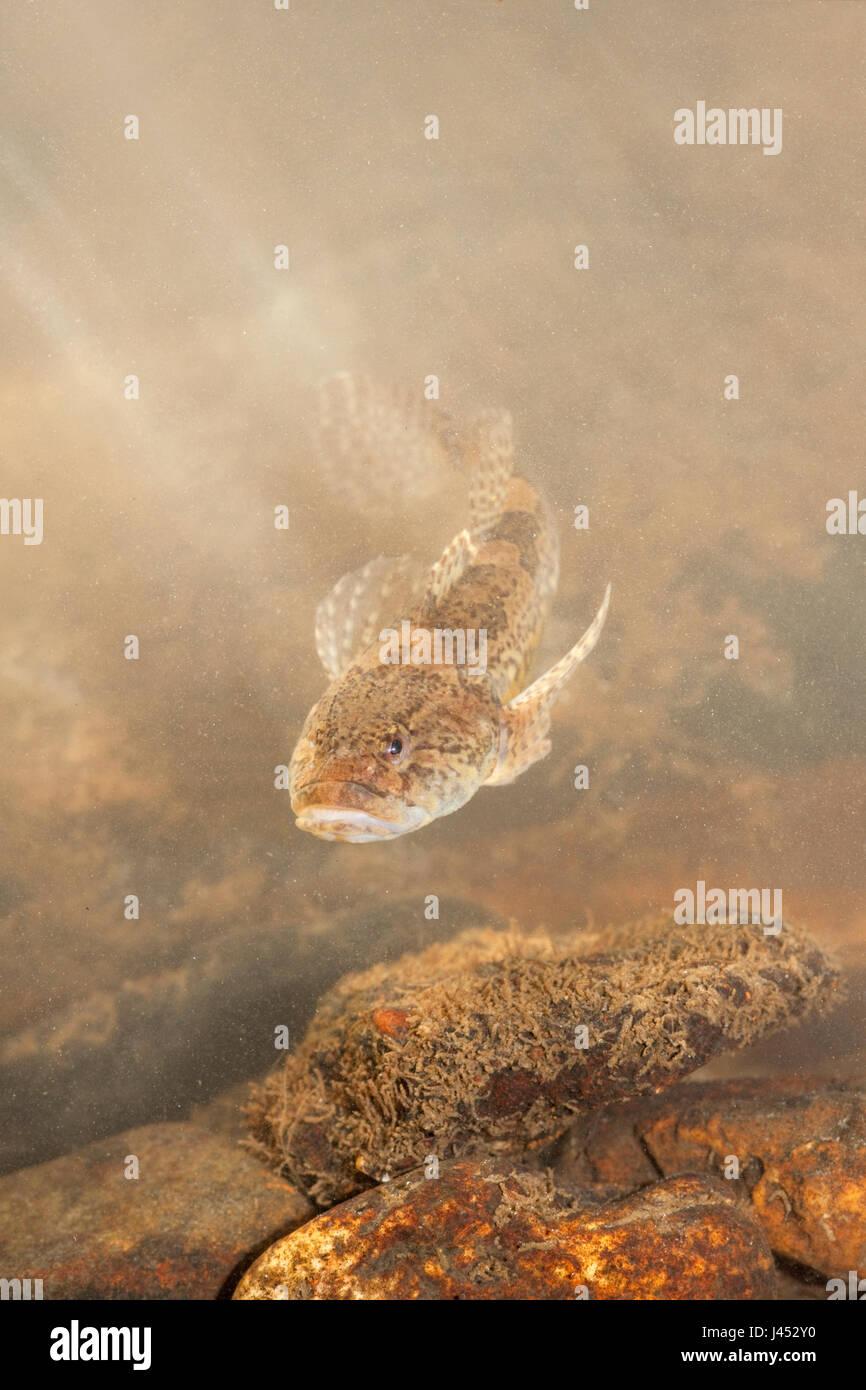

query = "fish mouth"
[292,780,428,843]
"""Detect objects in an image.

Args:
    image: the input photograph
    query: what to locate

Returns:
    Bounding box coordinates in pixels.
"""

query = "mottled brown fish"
[290,396,610,842]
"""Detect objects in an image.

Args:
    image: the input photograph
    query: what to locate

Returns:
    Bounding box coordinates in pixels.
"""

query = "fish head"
[290,664,499,842]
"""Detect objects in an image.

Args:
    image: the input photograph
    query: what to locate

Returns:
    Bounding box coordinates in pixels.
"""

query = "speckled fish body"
[290,400,610,843]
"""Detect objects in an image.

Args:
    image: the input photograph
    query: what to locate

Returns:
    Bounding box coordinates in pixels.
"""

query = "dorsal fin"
[467,409,514,533]
[315,555,426,679]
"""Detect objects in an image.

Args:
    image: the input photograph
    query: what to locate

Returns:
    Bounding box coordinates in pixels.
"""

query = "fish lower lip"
[291,779,428,840]
[295,808,409,842]
[294,802,430,842]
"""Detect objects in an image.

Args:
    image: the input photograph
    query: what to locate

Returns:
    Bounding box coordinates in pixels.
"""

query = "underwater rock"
[233,1160,777,1300]
[0,1122,313,1300]
[550,1078,866,1279]
[247,918,838,1206]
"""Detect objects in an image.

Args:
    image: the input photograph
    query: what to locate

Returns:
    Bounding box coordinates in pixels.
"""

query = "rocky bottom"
[1,918,859,1300]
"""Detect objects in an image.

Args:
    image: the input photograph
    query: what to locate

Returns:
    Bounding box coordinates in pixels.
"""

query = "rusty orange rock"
[233,1161,777,1301]
[552,1079,866,1279]
[0,1122,313,1300]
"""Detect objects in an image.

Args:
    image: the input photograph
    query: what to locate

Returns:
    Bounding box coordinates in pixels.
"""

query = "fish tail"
[464,408,515,534]
[314,372,460,508]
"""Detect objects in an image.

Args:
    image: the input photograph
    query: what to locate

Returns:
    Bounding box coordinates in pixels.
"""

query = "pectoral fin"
[486,583,611,786]
[315,555,427,678]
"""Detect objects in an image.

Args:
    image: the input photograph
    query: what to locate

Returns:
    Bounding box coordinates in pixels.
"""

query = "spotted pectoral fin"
[425,528,478,605]
[467,409,515,533]
[485,583,611,786]
[315,555,427,678]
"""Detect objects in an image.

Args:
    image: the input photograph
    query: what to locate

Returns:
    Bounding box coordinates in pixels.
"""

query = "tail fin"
[466,409,515,533]
[315,374,517,532]
[314,373,459,510]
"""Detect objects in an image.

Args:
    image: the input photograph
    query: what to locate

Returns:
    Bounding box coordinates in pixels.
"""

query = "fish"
[290,386,611,843]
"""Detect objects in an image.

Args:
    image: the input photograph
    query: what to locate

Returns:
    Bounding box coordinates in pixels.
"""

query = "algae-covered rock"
[247,917,838,1206]
[233,1160,777,1301]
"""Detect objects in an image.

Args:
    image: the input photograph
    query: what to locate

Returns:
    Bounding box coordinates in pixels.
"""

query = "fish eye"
[384,733,409,765]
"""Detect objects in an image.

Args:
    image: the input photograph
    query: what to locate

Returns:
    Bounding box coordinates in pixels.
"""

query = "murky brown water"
[1,0,864,1174]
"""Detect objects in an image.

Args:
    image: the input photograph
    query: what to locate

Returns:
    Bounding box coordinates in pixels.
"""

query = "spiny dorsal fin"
[485,583,611,786]
[426,528,478,606]
[315,555,427,679]
[467,409,514,533]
